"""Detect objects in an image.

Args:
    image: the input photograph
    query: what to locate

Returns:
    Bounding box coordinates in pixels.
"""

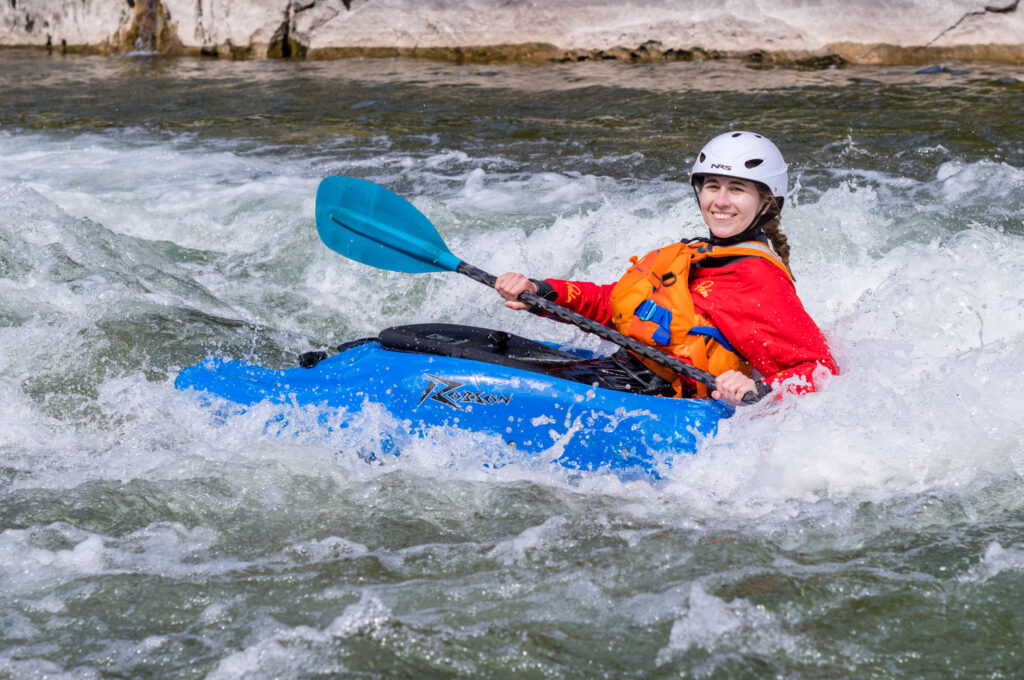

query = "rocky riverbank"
[2,0,1022,66]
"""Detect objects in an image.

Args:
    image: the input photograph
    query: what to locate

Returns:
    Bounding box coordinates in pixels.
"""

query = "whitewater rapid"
[2,55,1023,677]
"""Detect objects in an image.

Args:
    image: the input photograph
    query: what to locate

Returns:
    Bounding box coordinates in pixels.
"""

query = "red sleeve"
[543,279,616,326]
[695,259,839,394]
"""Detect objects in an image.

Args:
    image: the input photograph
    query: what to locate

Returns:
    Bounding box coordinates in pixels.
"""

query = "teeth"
[712,212,733,219]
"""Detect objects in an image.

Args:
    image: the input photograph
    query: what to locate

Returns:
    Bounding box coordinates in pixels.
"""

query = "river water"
[2,50,1024,678]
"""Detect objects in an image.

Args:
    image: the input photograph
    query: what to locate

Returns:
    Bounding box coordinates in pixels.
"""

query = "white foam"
[0,657,99,680]
[0,131,318,254]
[959,541,1024,583]
[2,125,1023,525]
[0,525,106,595]
[488,515,570,564]
[325,592,394,638]
[656,584,797,664]
[285,535,370,562]
[205,593,392,680]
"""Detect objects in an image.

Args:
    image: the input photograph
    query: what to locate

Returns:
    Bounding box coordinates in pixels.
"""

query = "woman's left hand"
[712,370,758,406]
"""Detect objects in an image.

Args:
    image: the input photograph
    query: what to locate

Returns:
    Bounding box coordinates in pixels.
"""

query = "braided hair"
[757,189,792,276]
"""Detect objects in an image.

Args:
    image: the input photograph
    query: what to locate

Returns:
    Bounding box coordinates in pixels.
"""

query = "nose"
[711,188,731,208]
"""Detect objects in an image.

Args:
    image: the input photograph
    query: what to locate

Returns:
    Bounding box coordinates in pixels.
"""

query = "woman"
[495,131,838,406]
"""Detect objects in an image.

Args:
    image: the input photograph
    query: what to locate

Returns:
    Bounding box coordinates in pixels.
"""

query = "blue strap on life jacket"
[634,299,672,346]
[687,325,738,354]
[633,302,738,354]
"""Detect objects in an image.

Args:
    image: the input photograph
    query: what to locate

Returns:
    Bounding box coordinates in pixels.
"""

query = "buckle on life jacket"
[660,271,677,286]
[635,300,673,346]
[687,325,738,354]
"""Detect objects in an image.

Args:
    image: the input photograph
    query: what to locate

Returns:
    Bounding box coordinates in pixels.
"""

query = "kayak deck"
[175,324,733,474]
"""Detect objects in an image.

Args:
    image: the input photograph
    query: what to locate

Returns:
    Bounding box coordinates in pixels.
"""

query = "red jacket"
[544,256,839,394]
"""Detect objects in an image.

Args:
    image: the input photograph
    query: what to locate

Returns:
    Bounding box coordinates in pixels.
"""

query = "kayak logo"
[417,374,513,410]
[710,163,732,171]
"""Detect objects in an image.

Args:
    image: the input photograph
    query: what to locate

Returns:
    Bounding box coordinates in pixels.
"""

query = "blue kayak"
[175,324,732,474]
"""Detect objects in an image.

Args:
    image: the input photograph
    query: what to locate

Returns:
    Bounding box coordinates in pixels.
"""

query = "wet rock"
[916,64,970,74]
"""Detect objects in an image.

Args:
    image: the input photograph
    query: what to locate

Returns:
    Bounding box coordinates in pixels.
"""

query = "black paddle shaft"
[456,262,768,404]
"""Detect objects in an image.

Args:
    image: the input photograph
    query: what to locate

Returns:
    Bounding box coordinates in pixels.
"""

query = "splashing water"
[2,52,1024,677]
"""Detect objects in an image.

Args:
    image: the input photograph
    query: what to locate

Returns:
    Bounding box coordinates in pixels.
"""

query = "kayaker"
[495,130,839,406]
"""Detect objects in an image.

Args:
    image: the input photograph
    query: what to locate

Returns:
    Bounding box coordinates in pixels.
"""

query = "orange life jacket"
[609,239,792,397]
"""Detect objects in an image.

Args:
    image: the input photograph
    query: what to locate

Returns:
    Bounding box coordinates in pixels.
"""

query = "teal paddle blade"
[315,176,462,273]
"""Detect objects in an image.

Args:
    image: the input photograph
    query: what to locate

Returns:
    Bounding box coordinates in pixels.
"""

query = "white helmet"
[690,131,788,202]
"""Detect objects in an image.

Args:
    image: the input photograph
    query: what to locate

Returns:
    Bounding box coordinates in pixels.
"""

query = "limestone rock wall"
[2,0,128,51]
[2,0,1022,64]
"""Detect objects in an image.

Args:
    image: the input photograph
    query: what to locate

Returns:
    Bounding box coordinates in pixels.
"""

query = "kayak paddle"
[314,176,769,404]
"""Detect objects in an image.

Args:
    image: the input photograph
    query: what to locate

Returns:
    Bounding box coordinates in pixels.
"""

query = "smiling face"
[697,174,766,239]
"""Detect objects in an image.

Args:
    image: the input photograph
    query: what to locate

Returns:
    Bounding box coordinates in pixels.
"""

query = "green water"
[1,51,1023,678]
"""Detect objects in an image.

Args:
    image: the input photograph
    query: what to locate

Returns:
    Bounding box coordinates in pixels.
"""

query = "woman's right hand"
[494,272,539,311]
